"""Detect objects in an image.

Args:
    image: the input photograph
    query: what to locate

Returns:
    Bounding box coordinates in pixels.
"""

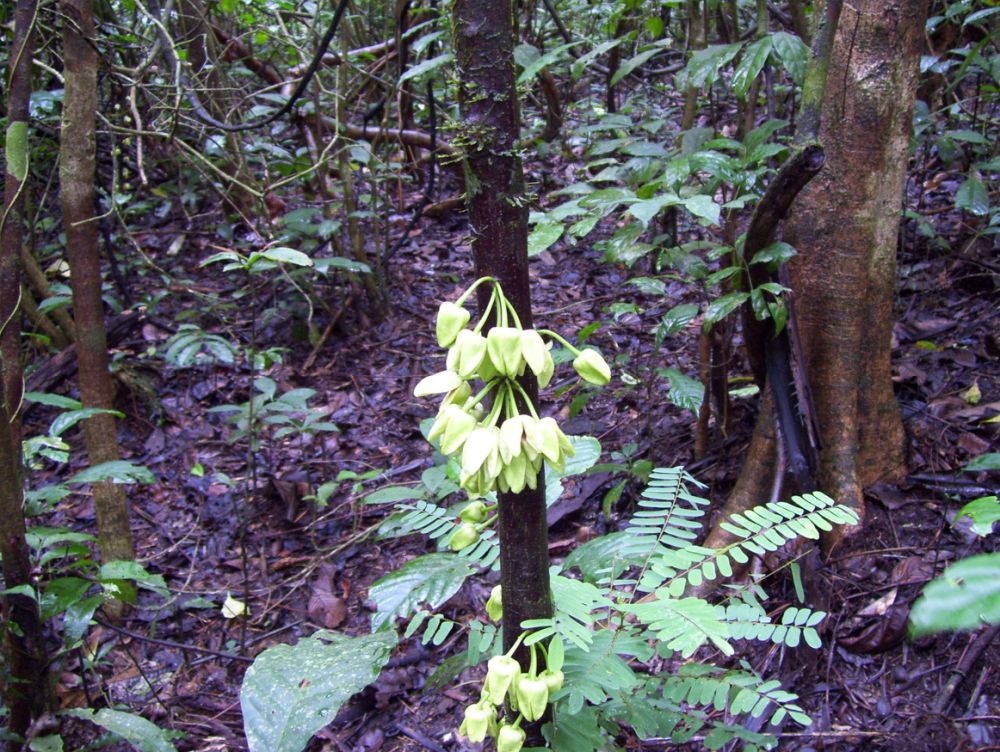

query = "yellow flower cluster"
[458,624,566,750]
[413,278,612,510]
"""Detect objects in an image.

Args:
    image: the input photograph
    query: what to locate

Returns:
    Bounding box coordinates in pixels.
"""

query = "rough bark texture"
[784,0,928,519]
[680,0,706,132]
[452,0,552,682]
[61,0,136,566]
[0,1,49,742]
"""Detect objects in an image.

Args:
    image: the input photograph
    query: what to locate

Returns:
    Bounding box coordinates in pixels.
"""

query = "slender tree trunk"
[0,0,49,743]
[61,0,136,568]
[452,0,551,735]
[680,0,706,132]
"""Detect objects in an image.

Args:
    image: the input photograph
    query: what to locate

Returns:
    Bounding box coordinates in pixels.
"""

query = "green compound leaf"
[66,708,177,752]
[368,553,474,630]
[240,630,396,752]
[910,552,1000,635]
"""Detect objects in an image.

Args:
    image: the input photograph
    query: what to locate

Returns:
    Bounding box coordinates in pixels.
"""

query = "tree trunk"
[680,0,706,132]
[0,1,49,743]
[452,0,552,732]
[706,0,928,555]
[61,0,136,568]
[784,0,927,522]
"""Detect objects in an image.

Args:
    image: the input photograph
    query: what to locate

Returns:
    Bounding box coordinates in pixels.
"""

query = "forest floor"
[27,146,1000,752]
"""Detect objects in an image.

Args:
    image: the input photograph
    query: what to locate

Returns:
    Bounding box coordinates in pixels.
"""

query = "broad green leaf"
[69,461,155,485]
[368,554,474,630]
[240,630,396,752]
[956,177,990,216]
[750,241,797,266]
[399,52,453,84]
[621,140,670,158]
[662,367,704,414]
[51,408,123,437]
[314,257,371,274]
[704,291,749,326]
[954,496,1000,537]
[67,708,177,752]
[612,46,661,86]
[660,303,700,337]
[516,42,576,84]
[732,37,772,99]
[964,7,1000,26]
[965,453,1000,472]
[572,39,622,80]
[259,247,313,266]
[909,552,1000,635]
[630,193,680,227]
[24,392,83,410]
[528,221,564,256]
[681,194,721,224]
[678,44,741,89]
[771,31,809,85]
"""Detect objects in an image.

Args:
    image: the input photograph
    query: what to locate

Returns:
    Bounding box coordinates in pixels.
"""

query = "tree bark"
[0,0,50,743]
[452,0,552,717]
[61,0,136,568]
[680,0,706,132]
[784,0,927,524]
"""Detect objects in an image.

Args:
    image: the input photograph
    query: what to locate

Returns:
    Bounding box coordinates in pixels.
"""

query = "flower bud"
[520,329,549,377]
[572,348,612,386]
[459,701,495,743]
[452,329,487,379]
[542,669,564,694]
[449,521,480,551]
[461,427,500,477]
[536,348,555,389]
[497,723,526,752]
[487,327,524,378]
[538,417,575,468]
[485,585,503,621]
[459,500,488,524]
[500,451,529,494]
[477,349,499,382]
[515,675,549,722]
[439,406,477,455]
[414,369,463,397]
[436,301,471,347]
[484,655,520,705]
[498,417,525,465]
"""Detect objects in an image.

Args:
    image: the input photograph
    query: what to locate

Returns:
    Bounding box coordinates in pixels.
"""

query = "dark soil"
[26,146,999,752]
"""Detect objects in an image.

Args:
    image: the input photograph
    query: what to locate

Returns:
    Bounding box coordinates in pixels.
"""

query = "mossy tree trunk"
[61,0,136,568]
[0,1,49,743]
[452,0,552,726]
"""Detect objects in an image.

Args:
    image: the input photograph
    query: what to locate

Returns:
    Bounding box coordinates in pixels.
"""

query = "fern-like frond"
[524,574,614,650]
[621,467,710,591]
[663,663,812,727]
[720,604,825,649]
[642,491,859,595]
[389,500,500,568]
[622,595,732,658]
